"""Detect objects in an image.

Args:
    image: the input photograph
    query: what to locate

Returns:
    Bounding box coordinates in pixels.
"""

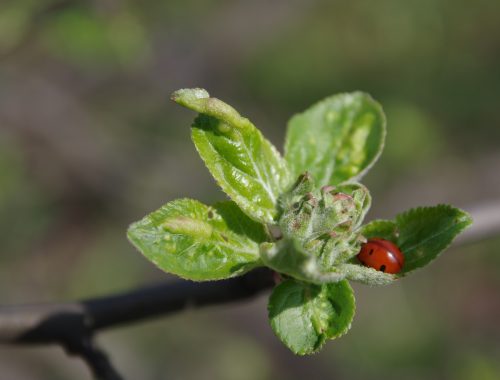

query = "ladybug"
[357,238,404,274]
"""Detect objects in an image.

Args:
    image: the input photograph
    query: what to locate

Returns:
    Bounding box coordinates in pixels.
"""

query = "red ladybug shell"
[357,238,404,274]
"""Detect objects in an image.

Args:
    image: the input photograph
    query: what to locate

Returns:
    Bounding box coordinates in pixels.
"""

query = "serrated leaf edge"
[126,198,265,282]
[395,204,473,277]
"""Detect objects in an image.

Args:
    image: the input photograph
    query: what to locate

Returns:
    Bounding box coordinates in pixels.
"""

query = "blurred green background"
[0,0,499,379]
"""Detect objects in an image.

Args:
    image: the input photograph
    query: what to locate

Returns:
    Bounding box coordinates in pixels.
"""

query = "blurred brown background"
[0,0,499,379]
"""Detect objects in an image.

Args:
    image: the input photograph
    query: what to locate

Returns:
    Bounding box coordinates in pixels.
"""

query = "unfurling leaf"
[172,88,290,223]
[128,199,268,281]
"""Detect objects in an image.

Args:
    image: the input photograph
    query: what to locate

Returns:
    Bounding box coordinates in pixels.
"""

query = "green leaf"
[127,199,268,281]
[284,92,386,186]
[268,279,355,355]
[361,205,472,276]
[361,219,399,241]
[172,88,290,223]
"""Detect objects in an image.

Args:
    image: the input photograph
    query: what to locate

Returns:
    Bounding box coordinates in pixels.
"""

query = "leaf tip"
[171,88,210,107]
[126,222,143,257]
[456,208,473,227]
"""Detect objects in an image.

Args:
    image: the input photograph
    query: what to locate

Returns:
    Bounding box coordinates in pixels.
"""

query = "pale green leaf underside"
[339,263,395,285]
[284,92,386,186]
[172,88,290,223]
[260,239,346,284]
[361,205,472,275]
[127,199,267,281]
[268,279,355,355]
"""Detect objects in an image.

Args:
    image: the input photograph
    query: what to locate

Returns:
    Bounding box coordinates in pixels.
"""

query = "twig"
[0,268,275,379]
[66,337,124,380]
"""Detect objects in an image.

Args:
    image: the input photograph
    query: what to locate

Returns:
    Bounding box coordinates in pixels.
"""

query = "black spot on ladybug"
[368,249,373,255]
[380,265,386,272]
